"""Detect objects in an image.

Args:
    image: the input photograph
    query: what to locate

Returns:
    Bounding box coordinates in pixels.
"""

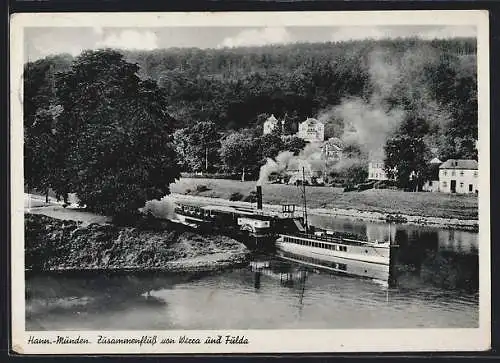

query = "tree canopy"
[219,129,261,181]
[173,121,221,172]
[26,49,180,218]
[24,37,478,197]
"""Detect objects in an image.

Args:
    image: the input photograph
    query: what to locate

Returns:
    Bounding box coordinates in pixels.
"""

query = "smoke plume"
[257,144,329,185]
[257,151,294,185]
[140,196,177,220]
[257,47,444,184]
[321,49,406,160]
[335,99,404,160]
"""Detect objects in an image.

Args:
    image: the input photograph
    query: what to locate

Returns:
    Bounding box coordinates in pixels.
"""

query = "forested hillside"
[24,38,478,205]
[124,39,475,140]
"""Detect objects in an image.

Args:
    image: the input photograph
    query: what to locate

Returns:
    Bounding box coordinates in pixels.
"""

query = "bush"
[374,180,398,189]
[243,191,257,203]
[357,181,375,191]
[229,192,244,201]
[343,185,357,192]
[180,172,241,180]
[196,185,210,193]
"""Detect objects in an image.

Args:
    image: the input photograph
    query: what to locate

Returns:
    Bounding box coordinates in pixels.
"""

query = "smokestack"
[256,185,263,210]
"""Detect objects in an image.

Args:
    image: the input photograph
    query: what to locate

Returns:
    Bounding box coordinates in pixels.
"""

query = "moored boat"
[273,167,395,280]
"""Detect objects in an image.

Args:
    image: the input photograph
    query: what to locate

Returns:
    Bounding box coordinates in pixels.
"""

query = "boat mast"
[389,222,391,245]
[302,166,308,233]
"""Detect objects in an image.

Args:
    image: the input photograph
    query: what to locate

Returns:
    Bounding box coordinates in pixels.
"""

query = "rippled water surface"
[26,217,479,330]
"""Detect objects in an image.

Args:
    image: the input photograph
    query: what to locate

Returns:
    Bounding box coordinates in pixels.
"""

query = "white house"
[439,159,478,194]
[321,137,344,161]
[297,118,324,143]
[263,114,280,135]
[368,160,391,181]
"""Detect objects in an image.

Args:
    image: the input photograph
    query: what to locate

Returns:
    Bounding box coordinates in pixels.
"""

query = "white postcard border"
[10,10,491,354]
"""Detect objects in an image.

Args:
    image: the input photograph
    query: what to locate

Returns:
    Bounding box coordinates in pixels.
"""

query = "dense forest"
[24,38,478,214]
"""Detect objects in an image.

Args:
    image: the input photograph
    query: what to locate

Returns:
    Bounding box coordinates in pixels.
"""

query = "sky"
[24,25,477,62]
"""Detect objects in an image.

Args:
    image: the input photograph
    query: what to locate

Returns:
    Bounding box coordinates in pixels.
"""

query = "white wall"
[368,162,389,181]
[422,180,440,192]
[263,120,277,135]
[439,168,478,194]
[297,120,324,142]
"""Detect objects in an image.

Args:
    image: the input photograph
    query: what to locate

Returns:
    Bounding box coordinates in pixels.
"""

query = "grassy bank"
[25,214,250,272]
[171,178,478,220]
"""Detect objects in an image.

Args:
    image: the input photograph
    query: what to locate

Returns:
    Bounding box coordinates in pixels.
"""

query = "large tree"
[173,121,221,172]
[23,55,72,197]
[24,106,61,198]
[259,128,284,161]
[282,135,307,156]
[219,129,260,181]
[54,49,180,218]
[384,113,431,190]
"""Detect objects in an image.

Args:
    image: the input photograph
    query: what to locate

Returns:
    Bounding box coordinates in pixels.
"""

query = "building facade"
[321,137,344,161]
[297,118,324,143]
[263,114,280,135]
[368,161,391,181]
[438,159,478,194]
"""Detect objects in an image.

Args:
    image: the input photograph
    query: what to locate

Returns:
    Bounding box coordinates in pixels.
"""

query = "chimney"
[256,185,263,210]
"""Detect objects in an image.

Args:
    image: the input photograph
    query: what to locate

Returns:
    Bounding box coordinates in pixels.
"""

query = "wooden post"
[205,147,208,172]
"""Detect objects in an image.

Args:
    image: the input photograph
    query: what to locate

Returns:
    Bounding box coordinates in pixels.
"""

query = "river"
[26,216,478,330]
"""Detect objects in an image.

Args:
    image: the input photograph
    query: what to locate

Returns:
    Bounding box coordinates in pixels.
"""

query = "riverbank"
[171,178,478,220]
[25,214,250,273]
[170,193,478,232]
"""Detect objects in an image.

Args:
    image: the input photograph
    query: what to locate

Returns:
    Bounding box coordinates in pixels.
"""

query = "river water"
[26,216,479,330]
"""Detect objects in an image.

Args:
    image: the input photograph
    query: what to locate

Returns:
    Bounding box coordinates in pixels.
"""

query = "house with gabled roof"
[439,159,478,194]
[321,137,344,161]
[297,118,324,143]
[263,114,281,135]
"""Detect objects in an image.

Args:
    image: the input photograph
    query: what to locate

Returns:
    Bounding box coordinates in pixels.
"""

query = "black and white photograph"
[11,11,490,353]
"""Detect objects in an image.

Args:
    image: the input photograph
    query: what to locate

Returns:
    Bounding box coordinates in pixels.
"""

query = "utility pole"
[302,167,308,233]
[205,147,208,172]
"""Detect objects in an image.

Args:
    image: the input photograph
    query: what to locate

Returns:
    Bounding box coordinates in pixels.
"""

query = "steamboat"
[172,169,396,281]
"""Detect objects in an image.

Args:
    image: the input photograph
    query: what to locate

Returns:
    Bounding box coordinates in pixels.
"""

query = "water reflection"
[308,215,478,293]
[25,217,479,330]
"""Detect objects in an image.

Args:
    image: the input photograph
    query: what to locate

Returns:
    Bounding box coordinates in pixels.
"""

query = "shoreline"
[171,193,479,232]
[24,191,479,231]
[24,213,251,273]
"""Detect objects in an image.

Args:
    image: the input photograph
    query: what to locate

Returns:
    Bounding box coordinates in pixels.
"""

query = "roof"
[429,157,442,164]
[301,117,321,125]
[439,159,478,170]
[324,137,344,148]
[265,114,278,123]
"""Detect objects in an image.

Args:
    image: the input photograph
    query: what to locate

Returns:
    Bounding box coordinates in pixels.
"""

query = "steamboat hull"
[276,233,391,281]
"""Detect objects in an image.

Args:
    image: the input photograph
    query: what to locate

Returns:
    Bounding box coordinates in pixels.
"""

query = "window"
[451,171,456,176]
[443,181,447,188]
[469,184,473,192]
[474,171,478,177]
[460,182,464,188]
[460,171,464,177]
[443,170,447,176]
